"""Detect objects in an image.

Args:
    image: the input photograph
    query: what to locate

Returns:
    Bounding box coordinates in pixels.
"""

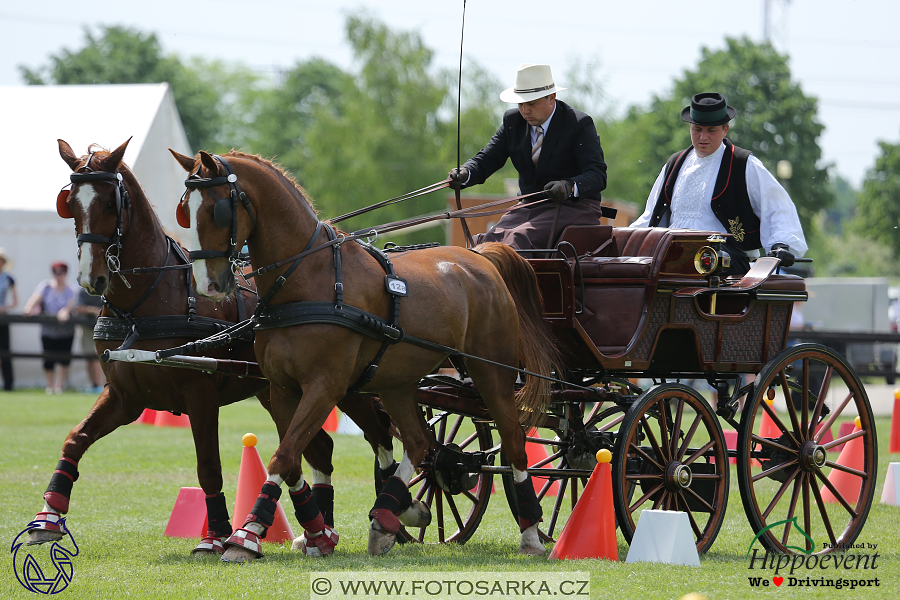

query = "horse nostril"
[94,276,107,292]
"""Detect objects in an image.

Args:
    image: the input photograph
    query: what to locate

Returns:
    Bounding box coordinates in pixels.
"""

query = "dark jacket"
[462,100,607,199]
[649,139,760,251]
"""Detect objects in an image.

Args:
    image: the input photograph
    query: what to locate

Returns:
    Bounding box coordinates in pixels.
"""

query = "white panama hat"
[499,63,567,103]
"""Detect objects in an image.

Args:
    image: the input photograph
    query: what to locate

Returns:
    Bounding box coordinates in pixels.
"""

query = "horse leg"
[221,386,340,563]
[366,386,432,556]
[29,385,142,544]
[337,394,425,529]
[467,361,545,556]
[184,392,232,556]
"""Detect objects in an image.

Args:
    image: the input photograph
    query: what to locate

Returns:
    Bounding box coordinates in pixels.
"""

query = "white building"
[0,83,192,388]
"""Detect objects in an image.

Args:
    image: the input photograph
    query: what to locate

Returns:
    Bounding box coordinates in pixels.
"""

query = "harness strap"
[255,221,324,309]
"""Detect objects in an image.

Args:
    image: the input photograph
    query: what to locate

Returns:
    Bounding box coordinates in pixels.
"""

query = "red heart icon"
[773,577,783,586]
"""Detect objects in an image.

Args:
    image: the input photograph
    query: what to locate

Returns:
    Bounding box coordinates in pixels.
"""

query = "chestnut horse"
[27,139,395,556]
[170,149,561,559]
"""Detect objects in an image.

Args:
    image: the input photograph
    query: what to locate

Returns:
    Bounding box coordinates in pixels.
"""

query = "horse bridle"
[58,152,133,284]
[181,155,256,267]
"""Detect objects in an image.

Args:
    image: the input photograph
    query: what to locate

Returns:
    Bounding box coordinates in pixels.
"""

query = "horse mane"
[222,150,318,215]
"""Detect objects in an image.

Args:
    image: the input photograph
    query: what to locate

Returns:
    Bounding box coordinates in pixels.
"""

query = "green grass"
[0,391,897,599]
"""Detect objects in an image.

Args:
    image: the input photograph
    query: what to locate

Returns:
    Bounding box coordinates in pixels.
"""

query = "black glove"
[448,167,469,190]
[767,243,795,268]
[543,179,574,204]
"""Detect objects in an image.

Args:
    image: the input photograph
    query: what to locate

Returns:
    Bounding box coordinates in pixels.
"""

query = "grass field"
[0,390,897,599]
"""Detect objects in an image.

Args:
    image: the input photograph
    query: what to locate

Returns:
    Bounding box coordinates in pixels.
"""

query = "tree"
[857,138,900,258]
[18,25,233,151]
[606,37,831,232]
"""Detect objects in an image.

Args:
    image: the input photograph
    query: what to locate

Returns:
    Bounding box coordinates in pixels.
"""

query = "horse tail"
[475,242,563,431]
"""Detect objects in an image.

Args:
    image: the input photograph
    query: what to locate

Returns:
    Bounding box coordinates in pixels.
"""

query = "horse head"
[58,138,133,296]
[170,149,254,301]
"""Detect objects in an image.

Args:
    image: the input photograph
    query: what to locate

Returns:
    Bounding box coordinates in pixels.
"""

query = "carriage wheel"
[612,383,729,554]
[501,402,626,543]
[394,407,494,544]
[737,344,877,555]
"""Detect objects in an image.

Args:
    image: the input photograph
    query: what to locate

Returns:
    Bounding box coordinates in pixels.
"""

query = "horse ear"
[175,201,190,228]
[58,139,80,171]
[199,151,219,174]
[169,148,196,173]
[104,137,132,171]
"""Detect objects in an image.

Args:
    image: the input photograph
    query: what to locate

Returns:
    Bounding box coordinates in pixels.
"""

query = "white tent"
[0,83,192,389]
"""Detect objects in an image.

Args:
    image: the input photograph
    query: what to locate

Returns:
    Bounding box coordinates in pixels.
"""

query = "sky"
[2,0,899,189]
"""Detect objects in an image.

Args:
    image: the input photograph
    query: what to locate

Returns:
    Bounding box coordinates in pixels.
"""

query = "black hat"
[681,93,736,126]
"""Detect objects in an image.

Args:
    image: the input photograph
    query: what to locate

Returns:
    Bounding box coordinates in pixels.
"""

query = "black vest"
[649,139,760,251]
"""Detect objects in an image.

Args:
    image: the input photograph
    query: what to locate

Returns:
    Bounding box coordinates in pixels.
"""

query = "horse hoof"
[368,518,397,556]
[399,499,431,528]
[221,545,257,564]
[220,528,263,563]
[27,529,63,546]
[191,535,226,556]
[293,526,339,557]
[518,524,545,556]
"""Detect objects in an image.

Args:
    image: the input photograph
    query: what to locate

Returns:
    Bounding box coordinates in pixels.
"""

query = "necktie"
[532,125,544,165]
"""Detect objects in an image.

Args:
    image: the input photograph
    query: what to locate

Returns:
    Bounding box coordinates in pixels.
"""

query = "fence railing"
[0,313,99,361]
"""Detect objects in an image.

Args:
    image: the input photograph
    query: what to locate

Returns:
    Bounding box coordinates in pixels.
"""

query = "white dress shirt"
[632,142,807,256]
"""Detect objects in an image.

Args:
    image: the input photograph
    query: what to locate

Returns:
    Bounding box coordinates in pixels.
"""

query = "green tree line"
[19,15,900,270]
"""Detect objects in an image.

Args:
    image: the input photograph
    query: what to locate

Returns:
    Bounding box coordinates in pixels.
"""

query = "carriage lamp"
[694,246,720,275]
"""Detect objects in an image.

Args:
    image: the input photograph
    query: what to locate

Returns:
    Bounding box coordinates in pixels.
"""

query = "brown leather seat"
[612,227,670,257]
[555,224,613,256]
[578,257,653,280]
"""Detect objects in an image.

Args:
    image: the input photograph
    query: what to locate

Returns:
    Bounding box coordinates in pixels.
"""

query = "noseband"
[183,155,256,265]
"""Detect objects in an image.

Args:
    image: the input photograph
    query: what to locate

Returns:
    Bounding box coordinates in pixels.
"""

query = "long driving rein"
[160,154,601,396]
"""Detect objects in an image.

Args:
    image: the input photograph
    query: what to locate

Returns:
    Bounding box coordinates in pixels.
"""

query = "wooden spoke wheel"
[737,344,877,555]
[502,402,626,543]
[392,406,495,544]
[612,383,729,554]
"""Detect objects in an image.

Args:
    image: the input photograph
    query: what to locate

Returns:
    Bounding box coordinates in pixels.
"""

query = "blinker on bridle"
[57,152,134,288]
[180,155,256,267]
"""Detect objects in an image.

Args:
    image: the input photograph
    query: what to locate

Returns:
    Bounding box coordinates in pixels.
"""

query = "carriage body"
[530,226,806,377]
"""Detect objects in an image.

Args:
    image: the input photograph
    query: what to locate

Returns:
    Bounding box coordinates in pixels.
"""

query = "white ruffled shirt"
[632,142,807,256]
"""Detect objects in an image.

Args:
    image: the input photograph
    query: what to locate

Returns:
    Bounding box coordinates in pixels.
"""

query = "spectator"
[24,262,78,394]
[59,289,104,394]
[0,248,17,391]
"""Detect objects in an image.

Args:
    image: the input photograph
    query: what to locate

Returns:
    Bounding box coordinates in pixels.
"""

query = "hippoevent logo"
[746,517,880,590]
[10,518,79,594]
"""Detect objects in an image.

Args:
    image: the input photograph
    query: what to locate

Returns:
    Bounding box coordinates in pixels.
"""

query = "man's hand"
[448,167,469,190]
[543,179,574,204]
[767,243,795,268]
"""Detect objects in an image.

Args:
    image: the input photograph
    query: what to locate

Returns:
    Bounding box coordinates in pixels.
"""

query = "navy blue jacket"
[462,99,607,199]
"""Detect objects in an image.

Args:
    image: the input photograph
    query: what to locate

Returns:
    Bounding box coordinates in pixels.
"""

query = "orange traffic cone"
[889,390,900,454]
[164,487,208,538]
[821,417,865,503]
[525,429,559,496]
[548,449,617,560]
[721,429,737,465]
[155,411,190,428]
[832,421,856,453]
[758,399,780,439]
[136,408,158,425]
[322,408,339,432]
[232,433,295,543]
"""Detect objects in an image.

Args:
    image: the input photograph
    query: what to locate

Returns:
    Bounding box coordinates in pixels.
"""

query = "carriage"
[51,143,875,560]
[388,224,877,555]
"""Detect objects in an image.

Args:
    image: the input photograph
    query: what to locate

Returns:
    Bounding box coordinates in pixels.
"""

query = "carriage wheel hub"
[801,441,828,471]
[666,463,692,490]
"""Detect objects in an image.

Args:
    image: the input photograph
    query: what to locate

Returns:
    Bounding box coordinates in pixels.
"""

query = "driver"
[632,92,807,275]
[448,63,608,249]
